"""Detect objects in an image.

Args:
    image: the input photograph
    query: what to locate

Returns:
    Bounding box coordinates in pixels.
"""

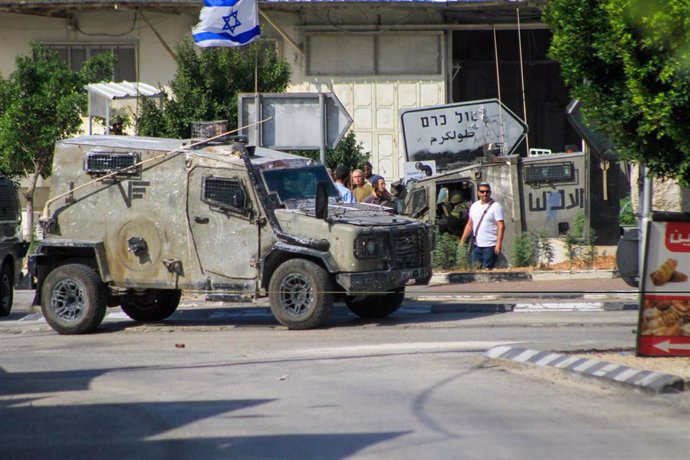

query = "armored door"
[187,166,262,283]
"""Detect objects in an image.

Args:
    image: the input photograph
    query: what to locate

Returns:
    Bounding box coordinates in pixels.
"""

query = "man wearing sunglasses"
[459,182,505,269]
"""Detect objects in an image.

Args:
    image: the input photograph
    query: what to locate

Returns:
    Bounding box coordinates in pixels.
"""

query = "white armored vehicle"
[32,135,432,334]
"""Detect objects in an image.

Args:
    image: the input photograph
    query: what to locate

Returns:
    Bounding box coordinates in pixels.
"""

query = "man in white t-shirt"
[459,182,505,269]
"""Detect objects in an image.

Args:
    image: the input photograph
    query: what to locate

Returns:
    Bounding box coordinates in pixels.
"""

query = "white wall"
[1,8,447,183]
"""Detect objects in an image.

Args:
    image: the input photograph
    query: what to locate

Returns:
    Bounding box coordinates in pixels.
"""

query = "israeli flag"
[193,0,261,48]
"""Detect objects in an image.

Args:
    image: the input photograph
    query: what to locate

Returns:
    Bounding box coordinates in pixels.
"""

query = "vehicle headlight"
[354,234,390,259]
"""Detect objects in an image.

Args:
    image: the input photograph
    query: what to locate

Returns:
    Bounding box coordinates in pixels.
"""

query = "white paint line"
[485,345,514,359]
[572,359,602,373]
[592,363,620,376]
[553,356,582,369]
[534,353,564,366]
[308,341,517,356]
[513,302,604,312]
[635,372,666,386]
[513,349,542,363]
[613,368,642,382]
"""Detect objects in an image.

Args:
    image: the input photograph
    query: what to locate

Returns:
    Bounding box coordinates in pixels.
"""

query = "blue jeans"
[472,245,497,269]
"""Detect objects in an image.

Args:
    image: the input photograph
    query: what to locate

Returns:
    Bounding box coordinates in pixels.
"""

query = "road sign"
[400,99,527,168]
[238,92,352,151]
[638,218,690,356]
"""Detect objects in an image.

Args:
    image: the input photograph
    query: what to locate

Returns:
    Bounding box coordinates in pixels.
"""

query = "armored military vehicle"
[32,135,432,334]
[0,175,29,316]
[403,151,587,259]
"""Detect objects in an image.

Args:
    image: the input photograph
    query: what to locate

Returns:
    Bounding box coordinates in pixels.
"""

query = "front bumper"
[336,267,432,294]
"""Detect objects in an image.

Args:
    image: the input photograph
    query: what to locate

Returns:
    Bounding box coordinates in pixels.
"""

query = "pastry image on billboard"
[650,258,687,286]
[641,298,690,336]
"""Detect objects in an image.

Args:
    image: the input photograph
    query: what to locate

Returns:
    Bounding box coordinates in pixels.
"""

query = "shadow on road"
[0,364,409,459]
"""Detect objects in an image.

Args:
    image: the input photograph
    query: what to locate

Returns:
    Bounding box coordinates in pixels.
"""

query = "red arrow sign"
[639,336,690,356]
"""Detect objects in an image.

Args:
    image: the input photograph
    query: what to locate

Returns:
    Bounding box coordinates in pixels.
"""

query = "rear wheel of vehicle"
[41,264,107,335]
[269,259,333,330]
[120,289,181,322]
[0,263,13,316]
[345,289,405,318]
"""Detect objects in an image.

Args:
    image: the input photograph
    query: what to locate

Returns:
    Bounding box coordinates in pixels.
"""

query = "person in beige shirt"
[351,168,372,202]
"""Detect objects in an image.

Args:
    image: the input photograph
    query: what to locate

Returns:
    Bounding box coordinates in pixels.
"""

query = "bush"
[581,228,598,269]
[510,232,535,267]
[569,211,585,239]
[432,231,459,270]
[565,224,598,269]
[455,240,472,271]
[534,231,555,270]
[510,231,554,269]
[564,231,580,270]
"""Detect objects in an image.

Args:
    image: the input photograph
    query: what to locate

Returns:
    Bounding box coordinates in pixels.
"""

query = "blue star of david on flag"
[222,11,241,34]
[193,0,261,48]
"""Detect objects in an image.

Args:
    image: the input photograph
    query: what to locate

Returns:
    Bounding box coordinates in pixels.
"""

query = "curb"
[429,269,619,285]
[485,346,686,394]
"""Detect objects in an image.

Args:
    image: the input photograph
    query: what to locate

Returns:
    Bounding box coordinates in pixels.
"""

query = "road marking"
[513,349,541,362]
[534,353,562,366]
[513,302,604,312]
[296,341,520,357]
[613,368,641,382]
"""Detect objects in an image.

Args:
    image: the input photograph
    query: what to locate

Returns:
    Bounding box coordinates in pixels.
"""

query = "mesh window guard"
[85,151,140,177]
[203,176,245,210]
[524,162,574,183]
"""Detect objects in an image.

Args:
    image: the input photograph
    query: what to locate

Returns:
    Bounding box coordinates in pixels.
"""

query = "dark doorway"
[452,29,580,156]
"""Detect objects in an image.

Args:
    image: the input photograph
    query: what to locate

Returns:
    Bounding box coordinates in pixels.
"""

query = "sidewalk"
[409,269,636,304]
[419,269,690,393]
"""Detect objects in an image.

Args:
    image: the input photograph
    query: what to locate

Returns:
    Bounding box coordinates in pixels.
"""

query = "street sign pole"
[319,93,326,164]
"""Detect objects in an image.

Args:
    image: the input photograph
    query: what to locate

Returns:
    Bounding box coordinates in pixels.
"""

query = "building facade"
[0,0,578,183]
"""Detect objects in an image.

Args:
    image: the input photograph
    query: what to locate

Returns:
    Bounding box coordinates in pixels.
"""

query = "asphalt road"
[4,284,690,459]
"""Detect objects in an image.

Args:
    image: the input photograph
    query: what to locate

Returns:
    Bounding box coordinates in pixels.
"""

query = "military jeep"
[0,175,29,316]
[32,135,432,334]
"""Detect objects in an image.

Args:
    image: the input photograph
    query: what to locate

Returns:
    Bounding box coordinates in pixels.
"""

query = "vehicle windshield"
[261,165,341,202]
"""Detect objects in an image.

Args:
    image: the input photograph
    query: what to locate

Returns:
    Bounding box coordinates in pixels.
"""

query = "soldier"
[437,193,468,235]
[110,117,124,135]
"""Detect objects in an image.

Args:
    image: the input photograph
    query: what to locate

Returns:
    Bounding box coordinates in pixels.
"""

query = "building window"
[307,32,442,76]
[44,43,136,81]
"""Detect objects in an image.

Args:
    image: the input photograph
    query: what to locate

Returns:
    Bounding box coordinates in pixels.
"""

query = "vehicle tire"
[0,263,13,317]
[269,259,333,329]
[41,264,107,335]
[120,289,181,322]
[345,288,405,318]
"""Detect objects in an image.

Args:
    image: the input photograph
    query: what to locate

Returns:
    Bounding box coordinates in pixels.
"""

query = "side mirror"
[315,181,328,220]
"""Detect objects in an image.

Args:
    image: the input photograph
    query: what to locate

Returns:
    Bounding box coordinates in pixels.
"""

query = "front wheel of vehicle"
[120,289,182,322]
[41,264,107,335]
[269,259,333,330]
[345,289,405,318]
[0,263,13,316]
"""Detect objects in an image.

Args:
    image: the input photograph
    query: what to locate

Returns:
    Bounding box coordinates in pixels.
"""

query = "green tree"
[544,0,690,186]
[295,131,371,170]
[137,39,291,138]
[0,44,114,241]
